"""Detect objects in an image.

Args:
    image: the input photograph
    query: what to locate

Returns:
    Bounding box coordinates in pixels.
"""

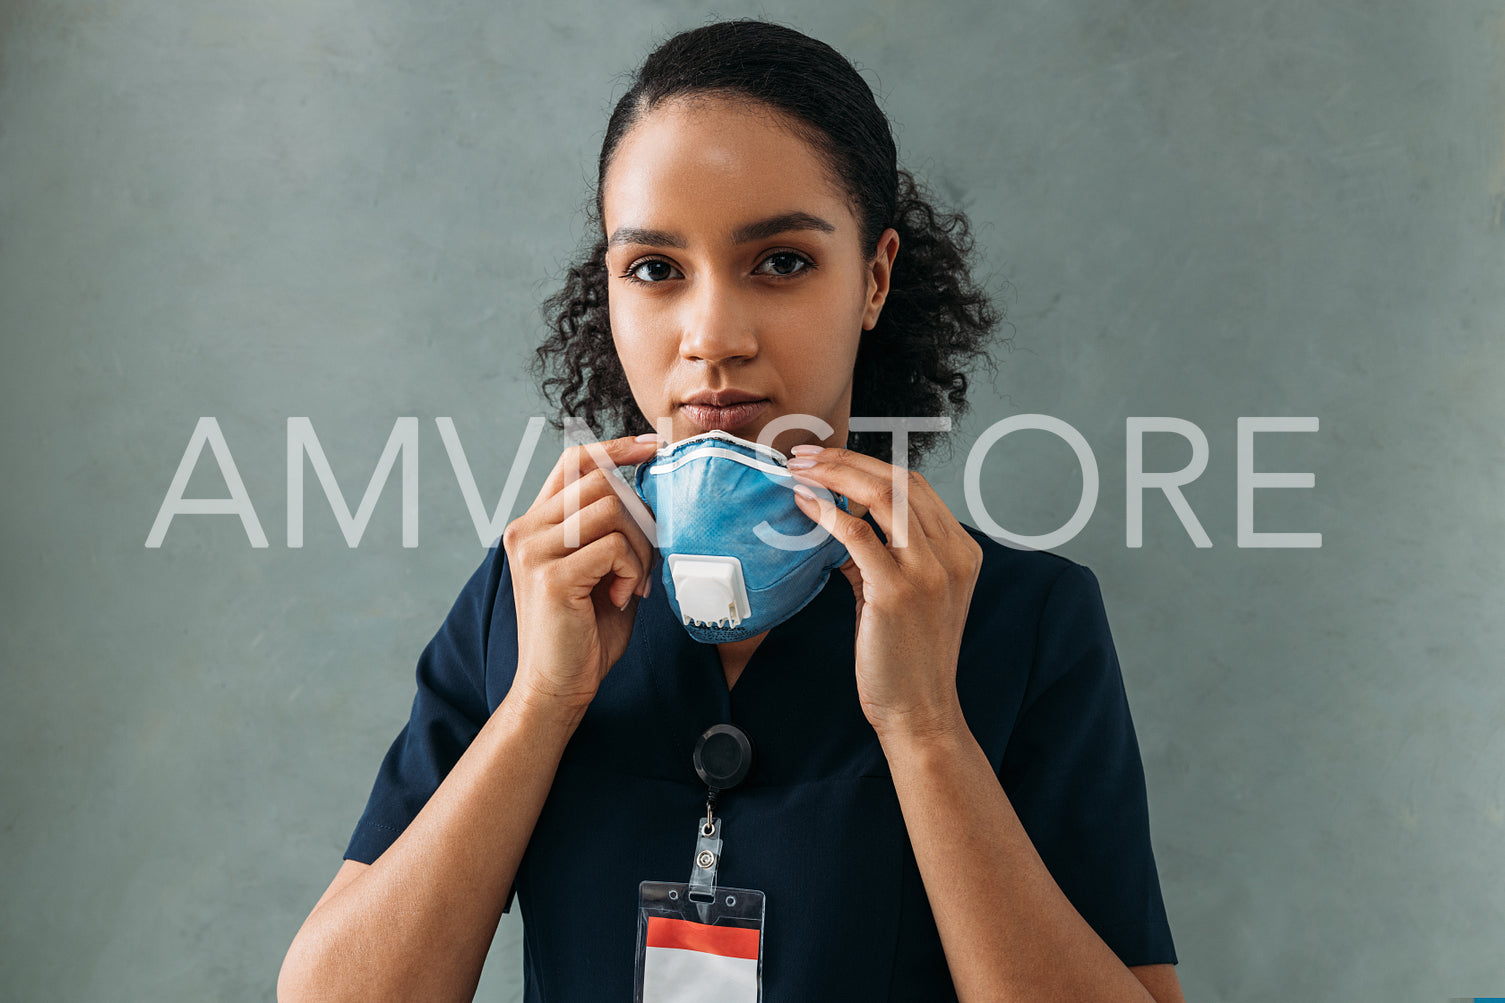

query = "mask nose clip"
[666,554,752,629]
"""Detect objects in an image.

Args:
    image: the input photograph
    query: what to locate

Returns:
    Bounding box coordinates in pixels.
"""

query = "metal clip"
[687,815,723,905]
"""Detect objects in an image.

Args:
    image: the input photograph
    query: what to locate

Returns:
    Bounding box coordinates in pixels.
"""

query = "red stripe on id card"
[644,915,760,960]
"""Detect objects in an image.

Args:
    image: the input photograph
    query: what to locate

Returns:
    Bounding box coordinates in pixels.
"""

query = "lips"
[680,391,769,433]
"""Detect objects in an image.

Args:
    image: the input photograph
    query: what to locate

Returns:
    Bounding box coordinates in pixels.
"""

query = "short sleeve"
[999,563,1177,968]
[343,546,513,907]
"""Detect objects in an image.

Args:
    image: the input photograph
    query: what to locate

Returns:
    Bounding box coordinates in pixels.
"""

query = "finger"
[545,462,659,562]
[814,447,951,542]
[555,529,651,611]
[532,432,662,510]
[793,445,948,526]
[541,470,656,586]
[786,447,937,550]
[789,481,897,579]
[562,490,656,593]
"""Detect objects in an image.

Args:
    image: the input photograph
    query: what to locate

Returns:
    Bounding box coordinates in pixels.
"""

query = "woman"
[280,19,1183,1002]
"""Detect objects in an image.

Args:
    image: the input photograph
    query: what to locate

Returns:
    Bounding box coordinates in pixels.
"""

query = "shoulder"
[958,522,1102,635]
[953,524,1123,745]
[409,544,517,710]
[447,541,514,643]
[960,522,1120,659]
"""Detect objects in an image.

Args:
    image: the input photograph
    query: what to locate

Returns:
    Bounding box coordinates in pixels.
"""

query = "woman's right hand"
[501,432,661,714]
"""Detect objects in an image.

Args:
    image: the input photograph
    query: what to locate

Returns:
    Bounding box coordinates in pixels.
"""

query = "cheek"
[775,283,865,391]
[607,301,670,409]
[782,332,860,404]
[608,300,646,366]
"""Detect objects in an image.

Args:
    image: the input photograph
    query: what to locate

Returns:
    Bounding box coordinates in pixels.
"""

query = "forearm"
[279,688,584,1003]
[877,715,1155,1003]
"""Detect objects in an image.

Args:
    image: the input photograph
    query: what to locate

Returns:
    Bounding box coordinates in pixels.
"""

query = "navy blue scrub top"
[345,523,1177,999]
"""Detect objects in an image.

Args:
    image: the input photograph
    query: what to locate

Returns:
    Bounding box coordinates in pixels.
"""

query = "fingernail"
[634,432,660,443]
[786,457,816,470]
[789,444,822,456]
[793,483,817,501]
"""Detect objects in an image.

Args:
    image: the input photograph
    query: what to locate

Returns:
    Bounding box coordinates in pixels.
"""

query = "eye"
[621,257,682,284]
[618,250,815,285]
[755,250,814,278]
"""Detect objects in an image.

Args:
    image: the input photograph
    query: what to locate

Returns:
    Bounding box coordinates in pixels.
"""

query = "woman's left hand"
[786,445,984,741]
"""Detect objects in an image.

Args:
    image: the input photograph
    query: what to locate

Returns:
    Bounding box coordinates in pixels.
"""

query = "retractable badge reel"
[634,724,765,1003]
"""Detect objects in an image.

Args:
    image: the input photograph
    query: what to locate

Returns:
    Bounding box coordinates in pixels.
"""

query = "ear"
[861,228,900,331]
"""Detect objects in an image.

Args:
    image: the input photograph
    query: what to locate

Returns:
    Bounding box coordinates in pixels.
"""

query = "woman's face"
[601,95,899,457]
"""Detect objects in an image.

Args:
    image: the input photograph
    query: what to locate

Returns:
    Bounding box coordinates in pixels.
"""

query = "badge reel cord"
[688,723,754,922]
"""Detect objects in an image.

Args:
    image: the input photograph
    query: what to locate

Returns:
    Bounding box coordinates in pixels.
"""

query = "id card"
[634,880,765,1002]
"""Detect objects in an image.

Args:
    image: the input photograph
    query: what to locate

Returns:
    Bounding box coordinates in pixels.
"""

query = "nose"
[678,273,759,365]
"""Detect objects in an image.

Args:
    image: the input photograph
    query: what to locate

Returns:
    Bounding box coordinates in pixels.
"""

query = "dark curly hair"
[532,18,1004,466]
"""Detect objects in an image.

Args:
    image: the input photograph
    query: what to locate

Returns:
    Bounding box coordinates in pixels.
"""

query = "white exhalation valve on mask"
[666,554,753,629]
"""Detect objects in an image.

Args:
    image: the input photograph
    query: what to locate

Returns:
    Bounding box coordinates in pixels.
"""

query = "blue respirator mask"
[633,431,851,643]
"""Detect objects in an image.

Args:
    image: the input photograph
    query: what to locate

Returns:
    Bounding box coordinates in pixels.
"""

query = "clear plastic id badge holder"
[633,876,764,1002]
[635,726,765,1002]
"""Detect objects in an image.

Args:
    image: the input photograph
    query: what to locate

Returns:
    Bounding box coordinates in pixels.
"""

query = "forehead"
[601,96,854,233]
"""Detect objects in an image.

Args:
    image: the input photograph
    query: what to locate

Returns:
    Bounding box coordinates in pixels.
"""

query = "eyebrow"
[606,211,837,250]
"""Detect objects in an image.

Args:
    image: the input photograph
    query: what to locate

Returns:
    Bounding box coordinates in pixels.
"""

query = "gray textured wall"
[2,1,1502,1000]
